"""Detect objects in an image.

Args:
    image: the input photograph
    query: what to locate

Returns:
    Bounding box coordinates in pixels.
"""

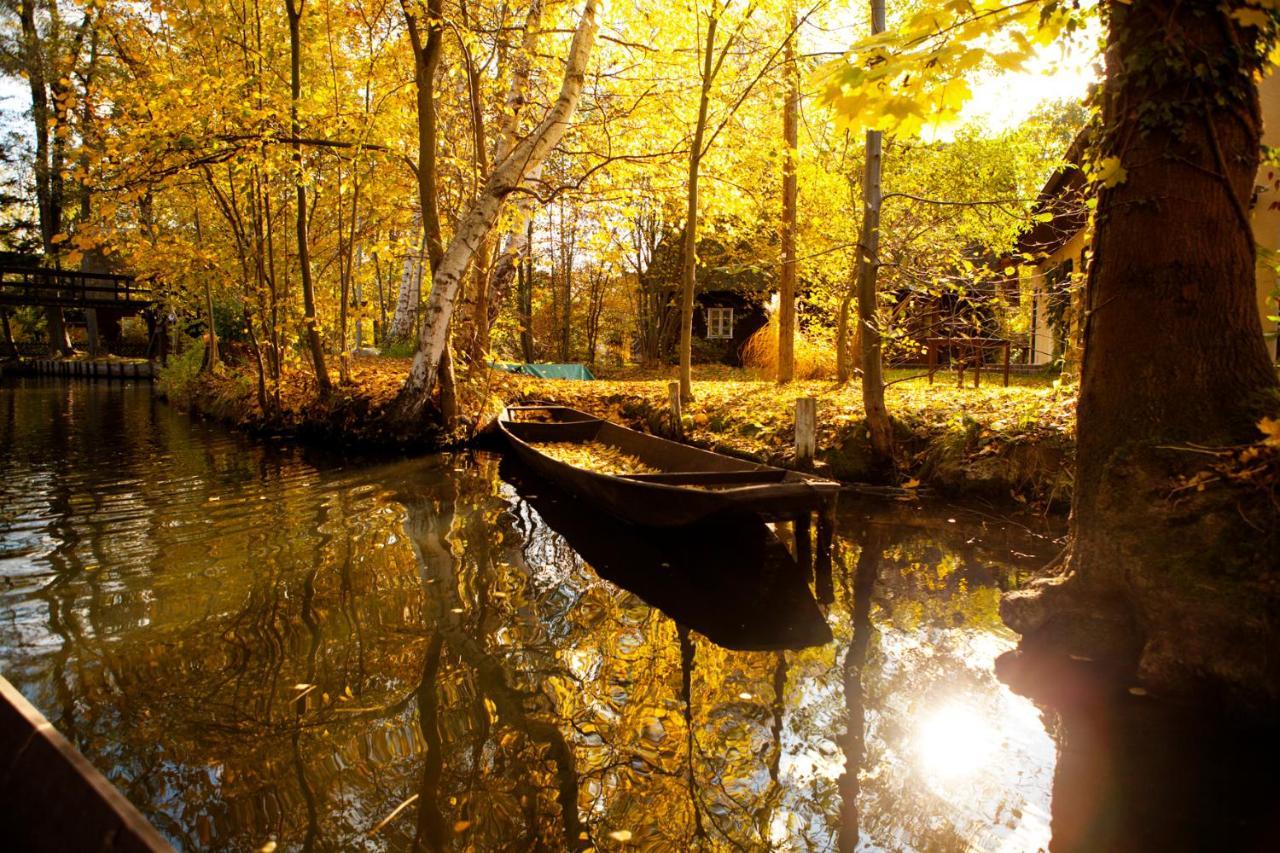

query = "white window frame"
[705,306,734,339]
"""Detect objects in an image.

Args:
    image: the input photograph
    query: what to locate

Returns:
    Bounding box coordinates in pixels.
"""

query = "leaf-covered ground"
[179,356,1079,506]
[502,365,1078,506]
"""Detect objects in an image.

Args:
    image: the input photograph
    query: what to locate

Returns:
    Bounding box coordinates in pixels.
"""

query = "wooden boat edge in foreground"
[0,675,171,852]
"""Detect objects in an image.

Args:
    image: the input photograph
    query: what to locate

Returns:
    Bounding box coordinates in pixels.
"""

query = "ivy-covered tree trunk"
[1003,0,1280,705]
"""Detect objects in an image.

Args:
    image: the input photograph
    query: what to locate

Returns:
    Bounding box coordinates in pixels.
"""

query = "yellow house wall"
[1029,229,1088,366]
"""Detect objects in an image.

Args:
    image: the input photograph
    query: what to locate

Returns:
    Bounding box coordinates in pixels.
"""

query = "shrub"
[155,342,205,408]
[740,313,834,379]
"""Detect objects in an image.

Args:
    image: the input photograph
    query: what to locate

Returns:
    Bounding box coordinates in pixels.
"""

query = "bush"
[381,339,416,358]
[155,342,205,408]
[740,313,834,379]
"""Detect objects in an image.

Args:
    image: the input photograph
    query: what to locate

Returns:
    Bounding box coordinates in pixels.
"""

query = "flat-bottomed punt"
[499,405,841,527]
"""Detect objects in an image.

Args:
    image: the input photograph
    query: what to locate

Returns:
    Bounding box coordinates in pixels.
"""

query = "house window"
[705,307,734,339]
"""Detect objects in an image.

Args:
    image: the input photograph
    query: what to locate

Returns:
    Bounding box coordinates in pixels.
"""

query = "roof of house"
[1018,128,1092,259]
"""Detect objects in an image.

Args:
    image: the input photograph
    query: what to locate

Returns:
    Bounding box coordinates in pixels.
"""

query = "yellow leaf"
[1232,7,1270,28]
[452,821,471,832]
[1257,416,1280,447]
[1095,156,1127,188]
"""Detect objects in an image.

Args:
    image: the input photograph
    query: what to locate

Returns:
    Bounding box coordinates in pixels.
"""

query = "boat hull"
[499,406,840,527]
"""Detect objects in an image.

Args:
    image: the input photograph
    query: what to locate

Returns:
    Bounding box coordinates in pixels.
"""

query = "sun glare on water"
[914,700,997,781]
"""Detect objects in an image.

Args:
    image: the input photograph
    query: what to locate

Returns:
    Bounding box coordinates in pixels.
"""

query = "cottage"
[1021,77,1280,368]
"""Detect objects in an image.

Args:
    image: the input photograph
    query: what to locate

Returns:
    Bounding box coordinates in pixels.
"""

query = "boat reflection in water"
[500,458,833,652]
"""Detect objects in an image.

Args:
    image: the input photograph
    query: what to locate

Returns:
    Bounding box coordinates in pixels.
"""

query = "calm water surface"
[0,377,1271,851]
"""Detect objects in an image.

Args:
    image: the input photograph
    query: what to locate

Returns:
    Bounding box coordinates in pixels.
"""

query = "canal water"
[0,377,1274,852]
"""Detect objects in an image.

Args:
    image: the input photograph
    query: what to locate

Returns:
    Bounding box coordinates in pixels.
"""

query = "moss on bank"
[163,356,1077,507]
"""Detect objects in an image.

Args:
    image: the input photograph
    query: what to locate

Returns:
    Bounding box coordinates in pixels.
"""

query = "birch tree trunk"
[388,227,424,341]
[854,0,893,477]
[402,0,458,420]
[393,0,601,424]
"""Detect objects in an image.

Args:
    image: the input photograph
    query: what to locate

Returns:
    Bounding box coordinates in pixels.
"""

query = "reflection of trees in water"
[0,385,1073,851]
[837,525,881,853]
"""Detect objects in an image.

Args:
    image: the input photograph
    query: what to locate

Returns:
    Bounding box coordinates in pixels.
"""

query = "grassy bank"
[163,352,1077,507]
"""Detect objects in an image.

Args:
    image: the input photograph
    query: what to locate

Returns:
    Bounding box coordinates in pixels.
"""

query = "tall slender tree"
[777,3,799,385]
[284,0,331,395]
[851,0,893,477]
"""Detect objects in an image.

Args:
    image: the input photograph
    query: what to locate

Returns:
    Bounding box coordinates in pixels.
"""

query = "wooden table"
[925,337,1012,387]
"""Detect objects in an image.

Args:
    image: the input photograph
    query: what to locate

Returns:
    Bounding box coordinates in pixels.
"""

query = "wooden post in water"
[668,381,683,438]
[795,396,816,469]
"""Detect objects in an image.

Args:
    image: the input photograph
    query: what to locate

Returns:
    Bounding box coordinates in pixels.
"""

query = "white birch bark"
[397,0,600,414]
[388,221,424,341]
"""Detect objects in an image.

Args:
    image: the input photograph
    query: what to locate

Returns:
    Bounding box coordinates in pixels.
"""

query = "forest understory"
[164,352,1079,509]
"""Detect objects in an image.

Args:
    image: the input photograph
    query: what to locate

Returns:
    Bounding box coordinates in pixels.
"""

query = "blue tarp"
[492,362,596,380]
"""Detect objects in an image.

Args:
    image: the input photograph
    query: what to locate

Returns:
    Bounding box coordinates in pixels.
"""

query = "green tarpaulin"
[492,362,596,380]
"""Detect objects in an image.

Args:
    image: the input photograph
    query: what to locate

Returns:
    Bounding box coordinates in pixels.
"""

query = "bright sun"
[914,699,997,781]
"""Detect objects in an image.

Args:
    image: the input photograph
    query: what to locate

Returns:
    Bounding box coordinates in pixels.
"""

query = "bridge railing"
[0,265,152,309]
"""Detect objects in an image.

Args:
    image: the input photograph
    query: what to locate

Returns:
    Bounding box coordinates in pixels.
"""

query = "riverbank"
[166,354,1077,507]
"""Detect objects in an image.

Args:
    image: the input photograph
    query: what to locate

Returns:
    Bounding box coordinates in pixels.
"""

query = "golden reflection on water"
[0,378,1067,851]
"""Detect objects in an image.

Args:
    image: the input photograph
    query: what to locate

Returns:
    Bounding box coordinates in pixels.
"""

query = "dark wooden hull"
[499,406,840,527]
[0,676,170,851]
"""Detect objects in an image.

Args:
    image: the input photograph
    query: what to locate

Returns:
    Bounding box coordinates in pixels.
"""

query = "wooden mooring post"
[795,396,816,468]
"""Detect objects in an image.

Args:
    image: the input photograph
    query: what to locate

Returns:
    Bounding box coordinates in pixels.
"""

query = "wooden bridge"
[0,264,152,312]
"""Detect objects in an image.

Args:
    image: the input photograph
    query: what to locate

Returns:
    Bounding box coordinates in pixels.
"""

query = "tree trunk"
[777,4,798,385]
[482,0,545,340]
[285,0,332,396]
[517,220,535,362]
[393,0,601,425]
[1002,0,1280,706]
[389,228,425,342]
[678,13,717,402]
[851,0,892,478]
[402,0,458,421]
[19,0,73,356]
[0,310,18,358]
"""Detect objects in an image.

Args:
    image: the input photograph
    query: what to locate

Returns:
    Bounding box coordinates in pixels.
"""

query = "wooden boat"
[498,404,841,527]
